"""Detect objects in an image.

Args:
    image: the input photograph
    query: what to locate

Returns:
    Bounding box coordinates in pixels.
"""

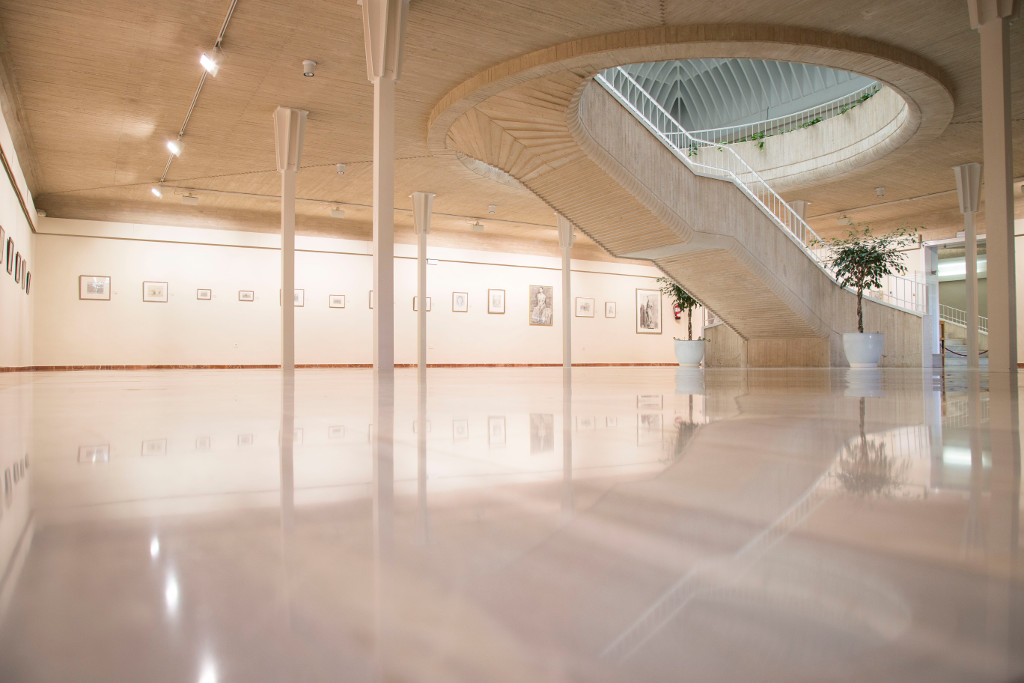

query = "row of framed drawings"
[2,226,31,295]
[77,275,666,334]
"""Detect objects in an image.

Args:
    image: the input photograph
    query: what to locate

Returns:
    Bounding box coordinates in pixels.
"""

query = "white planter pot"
[843,332,885,368]
[674,339,705,367]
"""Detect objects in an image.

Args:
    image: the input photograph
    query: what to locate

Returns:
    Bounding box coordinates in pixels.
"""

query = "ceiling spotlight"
[302,60,317,77]
[470,221,485,232]
[182,194,199,206]
[330,207,346,219]
[336,163,346,174]
[200,52,220,77]
[166,139,183,156]
[875,186,885,197]
[151,186,163,198]
[488,204,496,214]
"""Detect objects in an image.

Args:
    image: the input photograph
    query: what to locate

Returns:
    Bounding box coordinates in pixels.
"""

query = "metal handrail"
[687,82,882,146]
[939,304,989,334]
[594,67,926,316]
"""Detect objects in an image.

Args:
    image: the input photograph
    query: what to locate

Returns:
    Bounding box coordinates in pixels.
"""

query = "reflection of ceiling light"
[200,52,220,77]
[198,661,218,683]
[150,537,160,558]
[151,186,163,198]
[876,186,885,197]
[165,575,180,612]
[167,139,183,156]
[330,207,345,218]
[182,194,199,206]
[336,163,346,174]
[470,221,485,232]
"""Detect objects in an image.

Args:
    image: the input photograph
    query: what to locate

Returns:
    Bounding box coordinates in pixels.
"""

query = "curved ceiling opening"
[611,59,876,133]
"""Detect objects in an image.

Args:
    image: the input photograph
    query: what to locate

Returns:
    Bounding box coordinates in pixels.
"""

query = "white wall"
[33,218,683,366]
[0,106,35,369]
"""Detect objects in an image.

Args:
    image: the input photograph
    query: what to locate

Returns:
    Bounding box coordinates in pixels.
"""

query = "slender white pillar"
[557,215,574,372]
[953,163,982,368]
[968,0,1016,372]
[273,107,308,374]
[411,192,435,385]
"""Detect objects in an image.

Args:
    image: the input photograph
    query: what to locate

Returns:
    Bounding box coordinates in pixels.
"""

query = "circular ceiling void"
[608,57,906,190]
[428,26,954,193]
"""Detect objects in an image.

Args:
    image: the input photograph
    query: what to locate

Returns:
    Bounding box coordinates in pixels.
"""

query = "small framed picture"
[369,290,374,309]
[280,289,304,307]
[143,281,168,303]
[412,419,431,434]
[196,288,212,300]
[237,433,254,446]
[328,425,346,440]
[79,275,111,300]
[606,416,618,427]
[529,285,553,326]
[77,444,109,464]
[413,296,431,312]
[487,288,505,314]
[14,252,21,283]
[452,291,469,313]
[488,416,506,447]
[452,419,469,440]
[637,394,663,409]
[575,297,595,317]
[238,290,255,302]
[329,294,346,308]
[605,301,616,318]
[141,438,167,456]
[0,227,4,258]
[636,288,662,334]
[195,436,212,451]
[24,271,31,295]
[576,415,596,430]
[5,237,12,274]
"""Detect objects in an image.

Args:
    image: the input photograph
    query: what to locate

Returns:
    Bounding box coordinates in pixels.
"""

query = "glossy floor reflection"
[0,367,1021,682]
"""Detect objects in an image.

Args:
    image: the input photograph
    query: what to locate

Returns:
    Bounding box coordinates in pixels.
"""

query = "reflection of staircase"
[443,70,924,366]
[939,305,988,366]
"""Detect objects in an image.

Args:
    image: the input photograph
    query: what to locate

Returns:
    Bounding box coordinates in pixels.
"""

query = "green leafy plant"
[657,276,700,339]
[813,224,919,333]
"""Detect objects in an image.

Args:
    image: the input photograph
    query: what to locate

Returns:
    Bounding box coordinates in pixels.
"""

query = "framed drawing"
[576,415,596,430]
[488,288,505,314]
[605,301,617,318]
[488,416,506,447]
[14,252,21,283]
[452,419,469,440]
[329,294,346,308]
[143,281,168,302]
[575,297,595,317]
[0,227,4,260]
[77,444,109,464]
[237,433,254,447]
[195,436,212,451]
[24,272,30,295]
[328,425,346,440]
[196,289,212,300]
[529,284,553,326]
[238,290,254,302]
[369,290,373,309]
[5,237,12,274]
[637,394,663,409]
[452,291,469,312]
[413,296,431,311]
[79,275,111,300]
[141,438,167,456]
[280,289,304,306]
[636,288,662,334]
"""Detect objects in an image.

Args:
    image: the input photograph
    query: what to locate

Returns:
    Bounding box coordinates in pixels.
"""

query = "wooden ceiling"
[0,0,1020,255]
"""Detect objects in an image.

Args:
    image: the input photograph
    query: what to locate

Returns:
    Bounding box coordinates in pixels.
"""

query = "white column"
[968,0,1017,372]
[273,107,308,374]
[362,0,409,380]
[411,192,434,384]
[953,162,982,368]
[923,245,941,367]
[557,215,574,372]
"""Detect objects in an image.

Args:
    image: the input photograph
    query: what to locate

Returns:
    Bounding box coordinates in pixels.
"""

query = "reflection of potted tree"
[657,276,703,367]
[814,225,917,367]
[836,397,909,496]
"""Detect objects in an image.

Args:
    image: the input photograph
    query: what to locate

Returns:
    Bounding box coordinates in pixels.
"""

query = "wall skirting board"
[1,363,679,372]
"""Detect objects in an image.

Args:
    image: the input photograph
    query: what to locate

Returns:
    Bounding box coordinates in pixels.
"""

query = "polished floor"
[0,366,1020,682]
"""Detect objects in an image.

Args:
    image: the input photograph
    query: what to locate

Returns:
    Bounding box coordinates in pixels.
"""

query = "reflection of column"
[279,374,296,628]
[562,358,574,519]
[968,0,1016,371]
[557,215,574,371]
[952,163,981,368]
[273,107,308,374]
[416,364,430,544]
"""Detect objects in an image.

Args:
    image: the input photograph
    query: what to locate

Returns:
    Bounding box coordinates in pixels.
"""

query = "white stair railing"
[939,304,988,334]
[687,82,882,146]
[594,67,926,316]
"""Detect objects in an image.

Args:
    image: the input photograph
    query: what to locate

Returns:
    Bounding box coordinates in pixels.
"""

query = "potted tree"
[815,224,918,367]
[657,276,704,367]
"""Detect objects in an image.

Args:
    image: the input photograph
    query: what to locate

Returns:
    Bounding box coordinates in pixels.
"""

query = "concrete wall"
[31,218,682,367]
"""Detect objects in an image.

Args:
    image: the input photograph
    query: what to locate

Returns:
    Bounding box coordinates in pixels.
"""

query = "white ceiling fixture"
[470,221,485,232]
[200,51,220,77]
[302,60,317,77]
[330,207,346,218]
[182,194,199,206]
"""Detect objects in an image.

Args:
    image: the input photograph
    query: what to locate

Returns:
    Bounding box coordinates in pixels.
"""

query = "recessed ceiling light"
[336,163,346,174]
[151,186,163,198]
[200,52,220,77]
[166,139,183,156]
[330,207,345,219]
[876,186,885,197]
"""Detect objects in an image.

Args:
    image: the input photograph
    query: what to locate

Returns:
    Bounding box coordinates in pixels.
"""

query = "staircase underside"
[442,71,922,367]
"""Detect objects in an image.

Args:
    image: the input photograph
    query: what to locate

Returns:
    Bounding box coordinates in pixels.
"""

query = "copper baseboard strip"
[1,362,677,372]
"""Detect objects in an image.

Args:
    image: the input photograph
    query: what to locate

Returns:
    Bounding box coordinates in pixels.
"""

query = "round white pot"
[674,339,705,367]
[843,332,885,368]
